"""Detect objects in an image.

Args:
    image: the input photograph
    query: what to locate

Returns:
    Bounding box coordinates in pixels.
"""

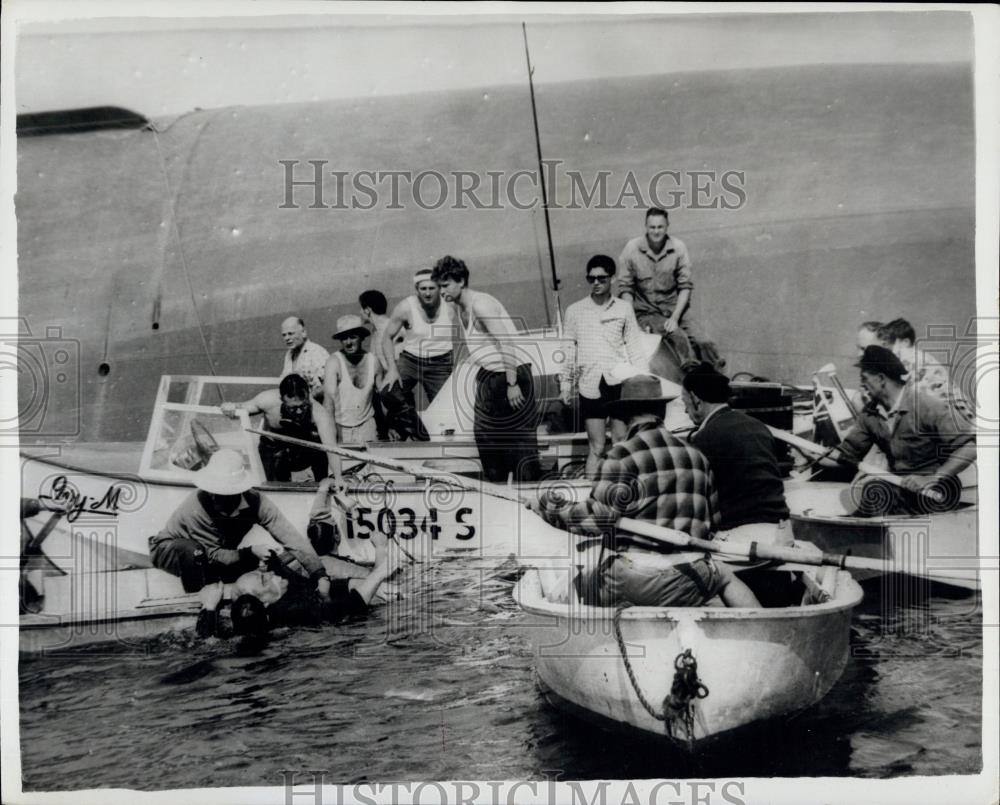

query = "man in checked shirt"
[560,254,648,478]
[532,375,759,608]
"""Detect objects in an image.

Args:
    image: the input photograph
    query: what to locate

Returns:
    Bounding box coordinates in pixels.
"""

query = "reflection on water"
[19,564,982,790]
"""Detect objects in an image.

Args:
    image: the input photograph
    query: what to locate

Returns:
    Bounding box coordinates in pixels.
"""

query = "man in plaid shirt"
[535,375,759,608]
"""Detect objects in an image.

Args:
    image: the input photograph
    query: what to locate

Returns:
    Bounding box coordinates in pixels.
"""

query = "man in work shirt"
[279,316,329,399]
[830,345,976,514]
[618,207,723,370]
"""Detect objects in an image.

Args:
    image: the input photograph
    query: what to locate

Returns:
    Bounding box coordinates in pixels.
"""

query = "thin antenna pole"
[522,23,561,327]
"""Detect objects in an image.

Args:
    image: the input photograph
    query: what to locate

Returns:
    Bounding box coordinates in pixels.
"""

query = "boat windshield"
[139,375,273,482]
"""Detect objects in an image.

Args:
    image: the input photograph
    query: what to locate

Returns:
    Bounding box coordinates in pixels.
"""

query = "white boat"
[785,481,981,591]
[514,561,863,749]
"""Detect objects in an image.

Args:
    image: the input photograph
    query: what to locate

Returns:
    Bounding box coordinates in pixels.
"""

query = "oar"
[765,425,945,504]
[245,427,531,506]
[617,517,889,574]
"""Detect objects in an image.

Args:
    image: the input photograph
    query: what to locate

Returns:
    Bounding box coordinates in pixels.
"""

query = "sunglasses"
[586,274,611,283]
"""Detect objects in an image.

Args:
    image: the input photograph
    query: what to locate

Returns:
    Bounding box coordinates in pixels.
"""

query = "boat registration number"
[344,506,476,541]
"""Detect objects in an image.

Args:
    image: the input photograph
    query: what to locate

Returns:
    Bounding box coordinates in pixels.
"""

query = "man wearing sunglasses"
[560,254,647,477]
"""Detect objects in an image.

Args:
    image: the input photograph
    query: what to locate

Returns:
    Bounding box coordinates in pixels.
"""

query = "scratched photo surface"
[6,6,995,802]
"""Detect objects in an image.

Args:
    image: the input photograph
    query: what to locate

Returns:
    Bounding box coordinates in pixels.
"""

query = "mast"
[522,23,562,330]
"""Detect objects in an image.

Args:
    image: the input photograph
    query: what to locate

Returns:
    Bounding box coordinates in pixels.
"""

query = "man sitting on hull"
[222,373,338,483]
[532,375,759,609]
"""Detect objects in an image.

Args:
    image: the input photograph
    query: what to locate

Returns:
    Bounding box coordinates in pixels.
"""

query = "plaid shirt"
[559,296,647,399]
[539,420,719,538]
[281,339,330,396]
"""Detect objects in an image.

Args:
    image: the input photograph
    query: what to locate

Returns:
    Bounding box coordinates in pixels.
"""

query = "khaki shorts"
[337,417,378,445]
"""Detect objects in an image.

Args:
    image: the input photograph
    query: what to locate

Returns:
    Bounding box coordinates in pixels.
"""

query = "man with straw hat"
[323,314,385,445]
[149,447,331,637]
[532,374,759,608]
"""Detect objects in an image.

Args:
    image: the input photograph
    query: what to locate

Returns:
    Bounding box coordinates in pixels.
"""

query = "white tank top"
[401,296,454,359]
[333,352,375,427]
[463,295,509,373]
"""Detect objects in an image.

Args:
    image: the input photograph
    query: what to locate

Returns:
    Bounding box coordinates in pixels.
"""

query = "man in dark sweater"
[681,364,791,546]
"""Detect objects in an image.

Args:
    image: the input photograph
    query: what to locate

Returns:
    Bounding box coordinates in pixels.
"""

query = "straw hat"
[192,448,256,495]
[604,374,680,417]
[333,314,369,341]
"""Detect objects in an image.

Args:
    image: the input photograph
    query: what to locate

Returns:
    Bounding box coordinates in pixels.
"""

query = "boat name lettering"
[40,475,125,522]
[346,506,476,541]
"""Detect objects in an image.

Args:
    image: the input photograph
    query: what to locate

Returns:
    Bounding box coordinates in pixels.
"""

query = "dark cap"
[854,345,907,381]
[604,374,679,417]
[682,363,731,403]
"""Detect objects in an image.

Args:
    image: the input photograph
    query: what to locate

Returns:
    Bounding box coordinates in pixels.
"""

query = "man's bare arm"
[311,399,343,481]
[378,300,409,389]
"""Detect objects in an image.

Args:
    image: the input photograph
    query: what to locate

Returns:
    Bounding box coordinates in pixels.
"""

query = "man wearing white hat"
[322,314,385,444]
[149,448,331,636]
[377,269,456,441]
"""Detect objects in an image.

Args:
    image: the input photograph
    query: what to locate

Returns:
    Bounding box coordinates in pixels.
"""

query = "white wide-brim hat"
[193,448,256,495]
[333,314,370,341]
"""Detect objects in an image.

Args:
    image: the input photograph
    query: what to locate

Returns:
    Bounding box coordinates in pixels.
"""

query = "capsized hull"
[514,567,862,748]
[785,481,981,590]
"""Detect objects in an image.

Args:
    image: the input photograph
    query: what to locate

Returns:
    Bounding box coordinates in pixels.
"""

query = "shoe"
[195,608,219,638]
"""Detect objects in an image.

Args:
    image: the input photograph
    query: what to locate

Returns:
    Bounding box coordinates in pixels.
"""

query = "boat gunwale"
[513,567,864,623]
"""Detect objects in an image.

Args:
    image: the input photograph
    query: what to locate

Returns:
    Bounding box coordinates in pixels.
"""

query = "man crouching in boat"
[829,345,976,515]
[221,373,338,483]
[531,375,759,608]
[681,363,792,548]
[149,447,334,637]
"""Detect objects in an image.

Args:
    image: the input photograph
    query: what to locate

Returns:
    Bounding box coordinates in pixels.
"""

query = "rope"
[612,607,709,742]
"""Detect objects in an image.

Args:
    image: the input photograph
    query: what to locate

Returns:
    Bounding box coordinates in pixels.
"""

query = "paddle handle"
[617,517,886,574]
[244,427,531,506]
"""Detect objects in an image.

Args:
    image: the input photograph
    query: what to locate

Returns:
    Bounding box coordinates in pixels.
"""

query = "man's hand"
[40,498,70,514]
[249,543,274,561]
[380,369,400,392]
[559,388,573,407]
[316,575,331,599]
[663,319,679,336]
[507,383,525,409]
[220,402,239,419]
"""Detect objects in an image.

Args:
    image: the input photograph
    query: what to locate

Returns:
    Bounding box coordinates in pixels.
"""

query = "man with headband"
[378,268,457,441]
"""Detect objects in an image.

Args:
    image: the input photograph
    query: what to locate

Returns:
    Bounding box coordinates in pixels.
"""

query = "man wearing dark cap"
[830,345,976,513]
[559,254,647,477]
[682,364,791,546]
[533,375,759,608]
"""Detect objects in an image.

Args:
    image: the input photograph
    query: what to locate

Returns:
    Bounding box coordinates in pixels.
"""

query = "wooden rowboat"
[514,562,863,749]
[785,481,981,591]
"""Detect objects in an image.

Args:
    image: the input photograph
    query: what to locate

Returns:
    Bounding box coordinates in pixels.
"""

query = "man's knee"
[150,537,209,593]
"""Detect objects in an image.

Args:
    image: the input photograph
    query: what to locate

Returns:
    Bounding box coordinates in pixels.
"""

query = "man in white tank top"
[431,255,542,483]
[322,315,385,445]
[378,269,457,441]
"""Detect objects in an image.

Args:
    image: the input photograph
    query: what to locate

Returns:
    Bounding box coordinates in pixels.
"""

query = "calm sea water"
[19,562,983,790]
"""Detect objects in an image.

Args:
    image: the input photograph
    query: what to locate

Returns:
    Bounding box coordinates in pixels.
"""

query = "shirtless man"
[323,315,385,445]
[378,269,457,441]
[431,255,541,483]
[221,373,338,483]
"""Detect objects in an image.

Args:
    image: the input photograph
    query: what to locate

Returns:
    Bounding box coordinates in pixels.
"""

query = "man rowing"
[828,345,976,514]
[222,373,338,483]
[532,375,759,608]
[149,448,333,637]
[681,364,791,546]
